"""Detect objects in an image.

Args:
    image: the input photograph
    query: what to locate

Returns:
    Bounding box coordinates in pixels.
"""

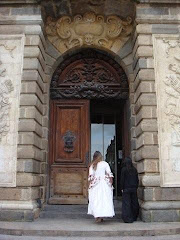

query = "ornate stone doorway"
[49,49,129,204]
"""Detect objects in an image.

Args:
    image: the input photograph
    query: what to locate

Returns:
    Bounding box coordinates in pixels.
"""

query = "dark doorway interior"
[90,99,126,198]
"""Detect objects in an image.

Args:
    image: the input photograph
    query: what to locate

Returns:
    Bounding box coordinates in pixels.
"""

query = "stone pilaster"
[134,1,180,222]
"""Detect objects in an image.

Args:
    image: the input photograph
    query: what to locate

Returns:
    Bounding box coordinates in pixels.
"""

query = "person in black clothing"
[120,157,139,223]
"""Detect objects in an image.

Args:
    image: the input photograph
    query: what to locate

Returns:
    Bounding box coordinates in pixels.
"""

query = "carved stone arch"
[50,48,129,100]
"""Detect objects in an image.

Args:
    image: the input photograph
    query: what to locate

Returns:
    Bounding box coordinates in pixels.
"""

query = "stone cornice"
[138,0,180,3]
[0,0,40,4]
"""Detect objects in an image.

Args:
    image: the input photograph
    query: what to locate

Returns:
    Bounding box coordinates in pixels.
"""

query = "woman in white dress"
[87,151,115,222]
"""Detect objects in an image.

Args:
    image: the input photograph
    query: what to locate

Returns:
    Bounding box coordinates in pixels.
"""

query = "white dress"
[87,161,115,218]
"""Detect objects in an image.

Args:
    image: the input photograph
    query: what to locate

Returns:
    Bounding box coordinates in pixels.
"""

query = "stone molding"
[0,34,24,187]
[153,34,180,187]
[45,12,133,55]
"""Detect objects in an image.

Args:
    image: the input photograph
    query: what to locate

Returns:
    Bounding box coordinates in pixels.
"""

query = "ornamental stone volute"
[45,12,133,54]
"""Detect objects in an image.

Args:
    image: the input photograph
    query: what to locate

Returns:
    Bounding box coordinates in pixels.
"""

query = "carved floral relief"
[153,35,180,186]
[45,12,133,54]
[0,46,15,141]
[0,35,24,187]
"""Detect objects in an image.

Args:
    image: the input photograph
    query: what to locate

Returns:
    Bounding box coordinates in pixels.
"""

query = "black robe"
[120,166,139,223]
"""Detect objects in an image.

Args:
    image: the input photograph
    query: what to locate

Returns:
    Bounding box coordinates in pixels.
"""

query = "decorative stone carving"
[0,35,24,187]
[45,12,133,54]
[153,34,180,187]
[50,49,129,100]
[0,75,14,140]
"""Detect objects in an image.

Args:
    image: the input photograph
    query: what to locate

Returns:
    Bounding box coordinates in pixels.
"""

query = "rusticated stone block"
[140,209,151,222]
[18,132,42,149]
[137,159,159,173]
[0,208,40,222]
[25,35,41,46]
[140,174,160,187]
[154,188,180,201]
[152,24,179,34]
[11,6,41,15]
[18,119,42,137]
[136,24,152,34]
[0,188,39,201]
[18,146,43,161]
[136,132,158,149]
[134,94,156,113]
[137,35,153,46]
[17,159,40,174]
[138,187,154,201]
[134,82,155,102]
[136,46,153,58]
[142,209,180,222]
[20,94,43,114]
[17,173,41,187]
[19,107,42,125]
[136,106,157,125]
[135,119,158,137]
[136,146,159,161]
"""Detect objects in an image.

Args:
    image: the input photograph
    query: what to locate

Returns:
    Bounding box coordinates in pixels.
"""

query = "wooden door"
[49,99,90,204]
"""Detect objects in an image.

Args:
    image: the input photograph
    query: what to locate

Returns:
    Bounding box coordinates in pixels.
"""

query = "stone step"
[40,204,122,219]
[0,219,180,237]
[40,211,122,219]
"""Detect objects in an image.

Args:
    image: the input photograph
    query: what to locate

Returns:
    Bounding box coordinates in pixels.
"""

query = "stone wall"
[0,4,49,221]
[0,0,180,222]
[133,2,180,222]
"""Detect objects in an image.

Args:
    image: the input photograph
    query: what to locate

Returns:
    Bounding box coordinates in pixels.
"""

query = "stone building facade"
[0,0,180,222]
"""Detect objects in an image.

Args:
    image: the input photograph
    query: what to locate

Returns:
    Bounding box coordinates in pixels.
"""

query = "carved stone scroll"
[0,35,24,187]
[153,34,180,187]
[45,12,133,54]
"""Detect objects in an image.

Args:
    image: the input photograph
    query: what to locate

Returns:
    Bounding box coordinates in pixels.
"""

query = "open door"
[49,99,90,204]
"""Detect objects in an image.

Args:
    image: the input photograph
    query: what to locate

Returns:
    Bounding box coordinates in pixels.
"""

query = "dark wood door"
[49,99,90,204]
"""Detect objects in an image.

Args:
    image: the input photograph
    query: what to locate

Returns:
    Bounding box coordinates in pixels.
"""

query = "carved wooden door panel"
[49,99,90,204]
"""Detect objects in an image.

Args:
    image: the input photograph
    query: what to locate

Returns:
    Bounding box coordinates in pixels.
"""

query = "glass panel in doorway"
[91,113,117,196]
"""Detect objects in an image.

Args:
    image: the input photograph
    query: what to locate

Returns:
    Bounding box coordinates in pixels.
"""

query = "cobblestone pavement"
[0,235,180,240]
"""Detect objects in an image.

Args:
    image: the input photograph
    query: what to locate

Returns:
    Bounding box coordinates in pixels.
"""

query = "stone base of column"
[0,201,40,221]
[140,201,180,222]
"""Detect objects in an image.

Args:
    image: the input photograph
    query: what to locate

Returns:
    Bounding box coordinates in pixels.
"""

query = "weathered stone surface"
[136,146,159,161]
[153,34,180,187]
[18,146,43,161]
[0,188,39,201]
[137,35,153,46]
[137,159,159,173]
[152,24,179,34]
[20,94,43,114]
[134,94,157,113]
[140,174,160,187]
[19,107,42,125]
[11,6,41,15]
[134,81,155,102]
[136,132,158,149]
[135,119,158,137]
[17,159,40,173]
[136,106,157,125]
[154,188,180,201]
[138,187,154,201]
[0,35,24,187]
[18,119,42,137]
[141,201,180,210]
[17,173,41,187]
[18,132,42,149]
[136,24,152,34]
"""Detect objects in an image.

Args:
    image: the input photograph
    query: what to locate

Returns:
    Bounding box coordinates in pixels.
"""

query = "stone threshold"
[0,219,180,237]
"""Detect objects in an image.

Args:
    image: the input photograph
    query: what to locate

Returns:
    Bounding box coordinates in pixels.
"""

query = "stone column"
[134,0,180,222]
[0,1,48,221]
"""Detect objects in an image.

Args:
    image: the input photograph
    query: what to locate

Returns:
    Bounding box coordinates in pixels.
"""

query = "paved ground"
[0,235,180,240]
